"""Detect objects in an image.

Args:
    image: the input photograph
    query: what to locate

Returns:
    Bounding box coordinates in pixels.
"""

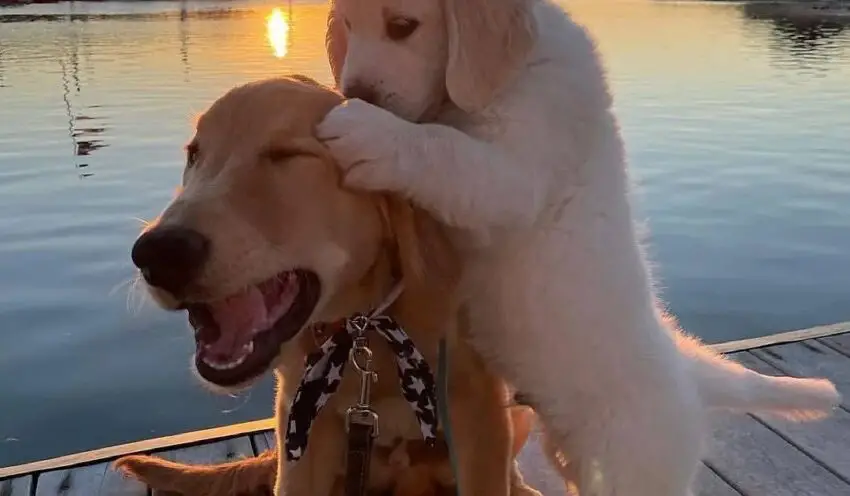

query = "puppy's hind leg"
[570,408,702,496]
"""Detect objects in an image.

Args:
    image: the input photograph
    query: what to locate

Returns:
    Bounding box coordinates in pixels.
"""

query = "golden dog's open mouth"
[188,269,321,387]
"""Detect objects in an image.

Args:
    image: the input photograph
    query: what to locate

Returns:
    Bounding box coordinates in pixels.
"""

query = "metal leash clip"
[344,318,380,496]
[346,334,380,437]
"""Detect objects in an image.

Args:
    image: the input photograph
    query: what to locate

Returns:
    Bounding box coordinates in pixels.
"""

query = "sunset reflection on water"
[267,7,291,58]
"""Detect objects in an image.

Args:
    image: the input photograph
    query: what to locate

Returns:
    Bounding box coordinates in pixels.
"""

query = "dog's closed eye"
[385,17,420,42]
[262,137,329,165]
[263,147,303,163]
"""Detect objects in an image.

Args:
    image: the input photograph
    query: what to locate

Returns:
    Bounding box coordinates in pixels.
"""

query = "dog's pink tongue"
[206,288,268,357]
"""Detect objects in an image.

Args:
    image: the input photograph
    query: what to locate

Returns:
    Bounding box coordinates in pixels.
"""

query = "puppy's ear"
[326,1,347,88]
[443,0,536,112]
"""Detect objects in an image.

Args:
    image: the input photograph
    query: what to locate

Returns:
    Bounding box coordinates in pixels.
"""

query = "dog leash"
[436,337,460,495]
[344,318,380,496]
[341,287,404,496]
[284,283,440,496]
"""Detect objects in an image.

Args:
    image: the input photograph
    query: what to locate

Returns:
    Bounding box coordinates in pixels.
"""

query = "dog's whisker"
[109,276,147,315]
[109,277,136,298]
[126,276,151,315]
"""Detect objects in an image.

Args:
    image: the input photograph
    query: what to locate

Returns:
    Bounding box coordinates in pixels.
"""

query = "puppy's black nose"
[342,82,379,105]
[131,226,210,297]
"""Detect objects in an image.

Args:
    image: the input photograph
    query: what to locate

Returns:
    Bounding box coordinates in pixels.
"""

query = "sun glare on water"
[266,8,290,58]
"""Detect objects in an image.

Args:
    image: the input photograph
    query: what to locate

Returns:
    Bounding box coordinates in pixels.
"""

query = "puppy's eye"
[186,142,199,168]
[385,17,419,41]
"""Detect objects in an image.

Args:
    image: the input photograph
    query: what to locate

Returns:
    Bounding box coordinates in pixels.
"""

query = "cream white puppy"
[316,0,841,494]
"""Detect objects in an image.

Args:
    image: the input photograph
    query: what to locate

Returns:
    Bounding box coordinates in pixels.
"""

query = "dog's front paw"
[316,98,413,192]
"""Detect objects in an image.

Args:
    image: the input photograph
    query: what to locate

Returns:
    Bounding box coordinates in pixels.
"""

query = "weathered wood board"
[34,461,146,496]
[0,476,32,496]
[750,340,850,410]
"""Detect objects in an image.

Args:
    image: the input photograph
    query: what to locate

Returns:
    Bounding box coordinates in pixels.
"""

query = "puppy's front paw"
[316,99,413,192]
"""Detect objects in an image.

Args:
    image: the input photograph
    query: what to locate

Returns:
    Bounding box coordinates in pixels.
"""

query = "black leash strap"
[284,313,438,463]
[344,421,375,495]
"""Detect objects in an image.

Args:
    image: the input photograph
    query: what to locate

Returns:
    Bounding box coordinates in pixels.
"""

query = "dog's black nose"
[342,82,379,105]
[131,226,210,297]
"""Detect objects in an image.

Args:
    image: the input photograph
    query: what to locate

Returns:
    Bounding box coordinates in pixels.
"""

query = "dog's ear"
[326,2,347,88]
[380,197,459,300]
[285,74,326,89]
[443,0,536,112]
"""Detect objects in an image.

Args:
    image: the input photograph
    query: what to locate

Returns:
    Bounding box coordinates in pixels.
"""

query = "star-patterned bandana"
[284,313,439,461]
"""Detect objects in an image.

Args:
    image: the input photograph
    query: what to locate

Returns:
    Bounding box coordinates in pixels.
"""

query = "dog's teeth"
[229,354,247,368]
[202,346,251,371]
[202,353,248,371]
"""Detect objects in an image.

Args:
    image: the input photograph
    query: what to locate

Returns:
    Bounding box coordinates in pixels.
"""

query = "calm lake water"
[1,0,849,467]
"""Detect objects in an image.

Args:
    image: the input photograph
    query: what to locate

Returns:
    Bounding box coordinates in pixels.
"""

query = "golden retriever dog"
[120,76,540,496]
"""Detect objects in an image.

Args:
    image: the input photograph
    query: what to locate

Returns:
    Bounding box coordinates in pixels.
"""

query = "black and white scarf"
[284,313,439,461]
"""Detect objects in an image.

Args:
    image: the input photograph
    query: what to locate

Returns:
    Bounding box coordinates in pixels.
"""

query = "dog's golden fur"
[118,76,541,496]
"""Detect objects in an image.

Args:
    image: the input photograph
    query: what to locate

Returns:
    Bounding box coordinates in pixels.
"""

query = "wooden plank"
[820,332,850,357]
[712,322,850,354]
[705,411,850,495]
[35,463,107,496]
[34,460,145,496]
[0,476,32,495]
[252,430,275,454]
[99,462,149,496]
[264,431,276,451]
[694,464,741,496]
[0,417,275,479]
[730,352,850,482]
[750,340,850,409]
[157,435,254,464]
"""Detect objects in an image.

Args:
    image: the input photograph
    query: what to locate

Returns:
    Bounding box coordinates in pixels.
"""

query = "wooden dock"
[2,321,849,495]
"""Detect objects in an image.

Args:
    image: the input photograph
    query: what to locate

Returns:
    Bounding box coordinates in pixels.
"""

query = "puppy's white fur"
[317,0,841,494]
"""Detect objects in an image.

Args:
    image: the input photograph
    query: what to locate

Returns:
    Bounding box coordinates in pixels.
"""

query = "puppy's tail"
[677,332,841,420]
[114,448,277,495]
